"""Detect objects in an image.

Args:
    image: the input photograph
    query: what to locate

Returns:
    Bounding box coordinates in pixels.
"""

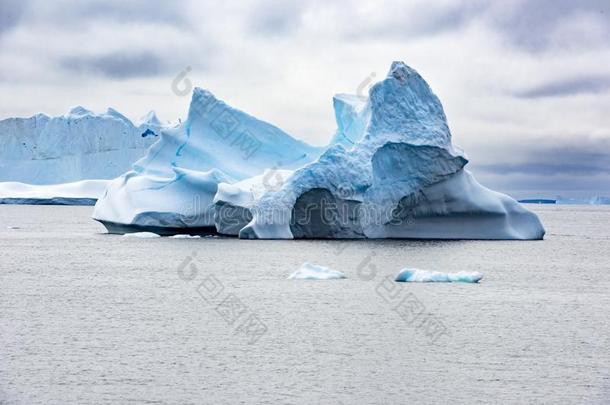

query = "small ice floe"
[122,232,161,239]
[170,234,201,239]
[395,268,483,283]
[288,262,346,280]
[6,226,20,230]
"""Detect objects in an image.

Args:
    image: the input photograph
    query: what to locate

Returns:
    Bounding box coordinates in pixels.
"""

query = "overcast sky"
[0,0,609,198]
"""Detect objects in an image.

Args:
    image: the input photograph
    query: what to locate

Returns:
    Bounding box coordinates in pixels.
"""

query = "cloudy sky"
[1,0,609,198]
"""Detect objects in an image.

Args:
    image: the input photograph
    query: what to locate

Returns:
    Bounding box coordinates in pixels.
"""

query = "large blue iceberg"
[94,62,545,240]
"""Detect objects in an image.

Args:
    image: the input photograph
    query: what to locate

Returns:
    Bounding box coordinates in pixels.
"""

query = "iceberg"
[0,179,109,205]
[555,196,610,205]
[395,268,483,283]
[93,61,544,240]
[0,107,164,185]
[121,232,161,238]
[288,262,346,280]
[93,88,322,235]
[238,62,545,240]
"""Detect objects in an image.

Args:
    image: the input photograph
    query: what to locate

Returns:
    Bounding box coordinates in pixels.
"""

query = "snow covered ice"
[121,232,161,239]
[288,262,346,280]
[0,180,109,205]
[395,268,483,283]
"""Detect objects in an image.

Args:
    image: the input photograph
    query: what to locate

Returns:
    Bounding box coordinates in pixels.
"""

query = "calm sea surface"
[0,205,609,404]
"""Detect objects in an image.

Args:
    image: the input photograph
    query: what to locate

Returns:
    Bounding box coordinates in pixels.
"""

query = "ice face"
[395,268,483,283]
[132,88,323,180]
[239,62,545,240]
[0,107,164,184]
[329,94,370,147]
[288,262,347,280]
[213,169,294,236]
[93,89,321,234]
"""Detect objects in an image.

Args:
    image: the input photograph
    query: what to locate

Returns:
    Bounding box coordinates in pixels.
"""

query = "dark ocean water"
[0,205,609,404]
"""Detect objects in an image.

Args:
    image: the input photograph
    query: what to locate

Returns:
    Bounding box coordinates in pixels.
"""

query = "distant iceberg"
[288,262,346,280]
[0,107,169,205]
[0,107,165,185]
[395,268,483,283]
[555,196,610,205]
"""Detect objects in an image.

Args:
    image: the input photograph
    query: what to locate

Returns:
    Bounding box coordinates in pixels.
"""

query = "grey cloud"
[516,75,610,98]
[0,0,28,35]
[61,51,171,79]
[472,138,610,176]
[25,0,191,27]
[70,0,191,26]
[477,162,609,176]
[248,0,305,36]
[469,137,610,198]
[344,1,488,40]
[490,0,610,52]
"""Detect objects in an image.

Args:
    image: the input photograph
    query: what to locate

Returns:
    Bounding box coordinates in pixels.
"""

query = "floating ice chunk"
[170,234,201,239]
[122,232,161,239]
[288,262,346,280]
[395,268,483,283]
[6,226,20,230]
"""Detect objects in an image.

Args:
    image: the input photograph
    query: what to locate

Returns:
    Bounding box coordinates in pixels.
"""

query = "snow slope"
[93,88,323,234]
[0,180,109,205]
[238,62,545,240]
[0,107,164,184]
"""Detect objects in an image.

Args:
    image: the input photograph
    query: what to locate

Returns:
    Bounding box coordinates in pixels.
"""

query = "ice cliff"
[0,107,164,184]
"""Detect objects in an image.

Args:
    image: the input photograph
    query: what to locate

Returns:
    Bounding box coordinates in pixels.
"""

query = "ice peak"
[105,107,129,120]
[67,106,92,117]
[387,61,418,83]
[366,61,451,147]
[187,87,220,122]
[139,110,162,127]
